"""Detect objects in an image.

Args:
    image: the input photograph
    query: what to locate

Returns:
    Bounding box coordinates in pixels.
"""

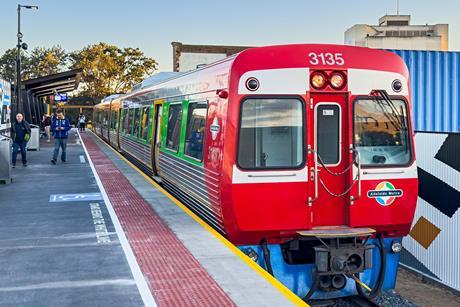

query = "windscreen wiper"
[375,90,405,130]
[371,94,402,131]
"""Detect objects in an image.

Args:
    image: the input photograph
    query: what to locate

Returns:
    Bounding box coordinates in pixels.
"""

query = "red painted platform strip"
[81,134,235,307]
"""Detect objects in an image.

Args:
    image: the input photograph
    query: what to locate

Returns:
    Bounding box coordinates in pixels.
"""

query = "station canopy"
[22,69,82,97]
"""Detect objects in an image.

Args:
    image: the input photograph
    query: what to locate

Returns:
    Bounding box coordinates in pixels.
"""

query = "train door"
[108,102,113,144]
[151,101,163,176]
[309,93,350,227]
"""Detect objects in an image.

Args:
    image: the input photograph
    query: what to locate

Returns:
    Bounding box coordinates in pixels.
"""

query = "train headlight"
[246,77,260,91]
[392,79,403,92]
[330,72,346,90]
[311,71,327,89]
[391,241,402,253]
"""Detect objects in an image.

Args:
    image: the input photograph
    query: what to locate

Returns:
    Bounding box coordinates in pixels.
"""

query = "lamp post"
[16,4,38,114]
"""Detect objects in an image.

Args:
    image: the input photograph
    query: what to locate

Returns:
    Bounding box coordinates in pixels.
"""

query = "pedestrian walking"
[10,112,31,167]
[43,114,52,142]
[78,113,86,132]
[51,110,71,164]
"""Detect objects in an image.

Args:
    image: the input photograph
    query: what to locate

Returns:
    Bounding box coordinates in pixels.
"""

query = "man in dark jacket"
[51,109,71,164]
[11,112,31,167]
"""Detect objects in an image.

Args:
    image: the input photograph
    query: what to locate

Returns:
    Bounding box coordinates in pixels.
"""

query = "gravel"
[310,290,419,306]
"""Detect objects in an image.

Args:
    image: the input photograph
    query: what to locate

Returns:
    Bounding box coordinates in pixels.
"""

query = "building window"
[354,98,411,166]
[166,104,182,152]
[184,102,207,161]
[238,98,304,169]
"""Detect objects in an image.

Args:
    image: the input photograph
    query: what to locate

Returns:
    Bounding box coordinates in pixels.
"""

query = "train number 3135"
[308,52,345,66]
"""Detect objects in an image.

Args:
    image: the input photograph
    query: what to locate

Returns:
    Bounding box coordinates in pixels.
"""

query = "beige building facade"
[345,15,448,51]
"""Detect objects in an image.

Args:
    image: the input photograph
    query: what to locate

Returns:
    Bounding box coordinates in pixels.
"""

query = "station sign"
[54,93,68,102]
[0,79,11,136]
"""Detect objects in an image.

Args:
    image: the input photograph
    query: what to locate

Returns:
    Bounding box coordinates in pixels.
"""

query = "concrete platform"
[0,131,145,306]
[0,130,300,306]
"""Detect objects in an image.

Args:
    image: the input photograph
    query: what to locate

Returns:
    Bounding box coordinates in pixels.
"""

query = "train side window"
[354,98,411,166]
[166,103,182,152]
[122,109,132,134]
[127,109,134,134]
[110,110,118,130]
[121,110,128,133]
[133,108,141,137]
[238,98,304,169]
[103,110,109,128]
[140,106,150,141]
[184,102,207,161]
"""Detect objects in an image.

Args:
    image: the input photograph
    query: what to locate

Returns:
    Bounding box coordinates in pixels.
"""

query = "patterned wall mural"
[402,132,460,291]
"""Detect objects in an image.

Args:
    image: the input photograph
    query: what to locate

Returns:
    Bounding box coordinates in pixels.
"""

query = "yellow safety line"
[89,131,308,307]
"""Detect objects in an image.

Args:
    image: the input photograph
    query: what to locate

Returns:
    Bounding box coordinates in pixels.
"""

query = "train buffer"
[0,130,301,306]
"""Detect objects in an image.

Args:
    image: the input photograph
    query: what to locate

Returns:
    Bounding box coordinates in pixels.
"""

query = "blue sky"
[1,0,459,71]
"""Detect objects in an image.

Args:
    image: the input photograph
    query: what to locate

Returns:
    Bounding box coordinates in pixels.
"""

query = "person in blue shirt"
[10,112,31,167]
[51,109,71,164]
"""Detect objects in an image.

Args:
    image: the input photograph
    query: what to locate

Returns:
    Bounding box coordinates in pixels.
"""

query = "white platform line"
[78,131,156,307]
[80,155,86,163]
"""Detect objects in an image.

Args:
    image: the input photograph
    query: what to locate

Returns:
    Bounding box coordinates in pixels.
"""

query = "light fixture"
[245,77,259,91]
[392,79,402,92]
[391,241,402,253]
[310,71,327,89]
[330,71,346,89]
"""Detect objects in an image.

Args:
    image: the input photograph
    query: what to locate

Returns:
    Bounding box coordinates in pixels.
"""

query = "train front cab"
[227,46,418,301]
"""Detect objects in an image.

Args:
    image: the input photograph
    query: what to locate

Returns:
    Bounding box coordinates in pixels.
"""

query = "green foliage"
[0,42,157,101]
[70,42,157,99]
[28,46,68,78]
[0,48,27,83]
[0,45,67,82]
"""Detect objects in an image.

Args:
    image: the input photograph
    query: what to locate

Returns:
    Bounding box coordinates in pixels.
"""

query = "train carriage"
[93,44,417,301]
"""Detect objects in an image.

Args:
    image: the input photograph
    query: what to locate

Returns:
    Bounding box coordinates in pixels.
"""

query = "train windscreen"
[238,98,304,169]
[354,98,411,166]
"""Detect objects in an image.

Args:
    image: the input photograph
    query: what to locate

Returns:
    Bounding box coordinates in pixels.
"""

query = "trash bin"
[0,135,12,184]
[27,124,40,151]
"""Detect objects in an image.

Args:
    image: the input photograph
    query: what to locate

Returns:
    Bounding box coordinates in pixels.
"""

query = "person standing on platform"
[10,113,31,168]
[43,114,52,142]
[78,113,86,132]
[51,110,71,164]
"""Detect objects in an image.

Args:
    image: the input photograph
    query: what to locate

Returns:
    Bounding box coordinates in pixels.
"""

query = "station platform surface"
[0,130,298,306]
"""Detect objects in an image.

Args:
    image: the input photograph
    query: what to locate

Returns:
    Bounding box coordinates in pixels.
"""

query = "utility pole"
[16,5,22,114]
[15,4,38,115]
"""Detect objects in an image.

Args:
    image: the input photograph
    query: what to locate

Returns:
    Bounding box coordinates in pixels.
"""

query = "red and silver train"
[93,44,417,301]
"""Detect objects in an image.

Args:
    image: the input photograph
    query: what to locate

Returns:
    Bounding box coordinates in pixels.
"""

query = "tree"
[0,45,68,82]
[27,46,68,78]
[70,42,157,100]
[0,48,29,83]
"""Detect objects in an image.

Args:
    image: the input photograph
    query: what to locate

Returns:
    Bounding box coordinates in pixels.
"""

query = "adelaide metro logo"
[367,181,403,206]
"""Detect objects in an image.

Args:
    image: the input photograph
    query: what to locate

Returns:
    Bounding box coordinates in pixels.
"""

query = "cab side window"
[184,102,207,161]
